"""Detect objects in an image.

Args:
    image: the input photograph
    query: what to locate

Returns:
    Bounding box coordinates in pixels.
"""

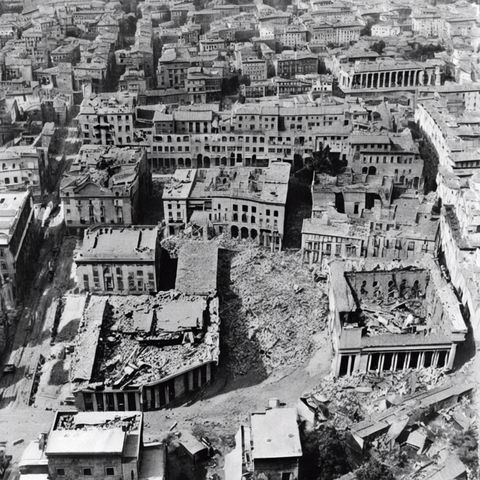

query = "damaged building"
[70,292,220,412]
[163,163,290,250]
[328,258,467,377]
[302,171,439,265]
[18,410,167,480]
[60,145,151,231]
[75,226,161,294]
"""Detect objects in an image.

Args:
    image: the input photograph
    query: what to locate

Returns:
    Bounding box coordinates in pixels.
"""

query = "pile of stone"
[219,243,328,376]
[307,367,447,428]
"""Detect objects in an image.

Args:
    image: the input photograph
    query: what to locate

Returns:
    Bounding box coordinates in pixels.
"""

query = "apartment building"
[60,145,150,230]
[147,101,364,171]
[0,191,38,305]
[348,131,424,189]
[163,163,290,249]
[241,57,268,81]
[50,41,80,65]
[309,21,362,45]
[415,97,480,175]
[274,50,319,78]
[77,93,136,146]
[186,67,223,104]
[281,24,308,48]
[17,411,169,480]
[0,137,47,195]
[75,225,160,294]
[156,46,192,89]
[225,401,302,480]
[411,10,443,37]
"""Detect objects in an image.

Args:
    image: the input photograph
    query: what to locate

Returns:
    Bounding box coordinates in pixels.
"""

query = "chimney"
[268,398,281,409]
[38,433,47,451]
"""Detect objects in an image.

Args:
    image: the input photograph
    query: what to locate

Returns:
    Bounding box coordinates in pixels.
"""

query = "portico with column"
[348,65,437,89]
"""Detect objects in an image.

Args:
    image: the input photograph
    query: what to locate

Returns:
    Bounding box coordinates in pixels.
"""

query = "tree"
[301,426,353,480]
[318,59,327,74]
[361,20,373,36]
[239,74,251,86]
[356,458,395,480]
[371,40,385,55]
[311,143,348,176]
[267,63,276,78]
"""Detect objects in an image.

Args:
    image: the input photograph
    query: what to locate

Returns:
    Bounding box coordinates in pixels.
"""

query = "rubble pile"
[308,367,447,428]
[89,292,220,388]
[220,243,328,376]
[361,298,427,335]
[56,413,140,431]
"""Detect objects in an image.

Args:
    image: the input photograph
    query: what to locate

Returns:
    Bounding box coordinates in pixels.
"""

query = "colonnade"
[341,67,441,89]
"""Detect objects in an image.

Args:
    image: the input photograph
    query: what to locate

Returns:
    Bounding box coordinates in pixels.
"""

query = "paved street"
[0,226,75,410]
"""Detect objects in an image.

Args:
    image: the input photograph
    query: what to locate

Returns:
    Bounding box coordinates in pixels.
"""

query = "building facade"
[75,226,160,294]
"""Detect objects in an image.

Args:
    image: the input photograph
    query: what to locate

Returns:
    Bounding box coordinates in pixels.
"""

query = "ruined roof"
[175,242,218,296]
[330,257,467,348]
[70,296,106,382]
[72,293,220,391]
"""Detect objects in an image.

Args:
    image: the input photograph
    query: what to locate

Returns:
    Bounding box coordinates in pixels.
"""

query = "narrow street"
[0,225,76,410]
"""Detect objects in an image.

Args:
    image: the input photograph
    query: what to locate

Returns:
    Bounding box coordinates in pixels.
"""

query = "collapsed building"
[70,292,220,412]
[328,258,467,377]
[302,171,439,265]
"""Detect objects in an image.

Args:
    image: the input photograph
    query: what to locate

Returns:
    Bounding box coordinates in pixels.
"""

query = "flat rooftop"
[46,411,142,457]
[76,226,158,263]
[0,191,30,245]
[250,407,302,460]
[175,241,219,296]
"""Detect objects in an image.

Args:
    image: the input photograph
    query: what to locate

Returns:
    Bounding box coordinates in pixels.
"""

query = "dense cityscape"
[0,0,478,478]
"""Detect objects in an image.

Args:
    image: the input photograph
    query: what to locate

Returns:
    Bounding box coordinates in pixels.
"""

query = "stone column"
[427,70,433,85]
[392,353,398,371]
[405,70,410,87]
[432,351,439,368]
[347,355,353,375]
[447,344,457,369]
[405,352,411,371]
[92,393,98,411]
[379,354,385,373]
[418,351,425,368]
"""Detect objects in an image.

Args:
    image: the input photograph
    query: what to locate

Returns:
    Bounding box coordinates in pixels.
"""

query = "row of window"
[231,204,279,217]
[56,467,115,477]
[361,156,415,164]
